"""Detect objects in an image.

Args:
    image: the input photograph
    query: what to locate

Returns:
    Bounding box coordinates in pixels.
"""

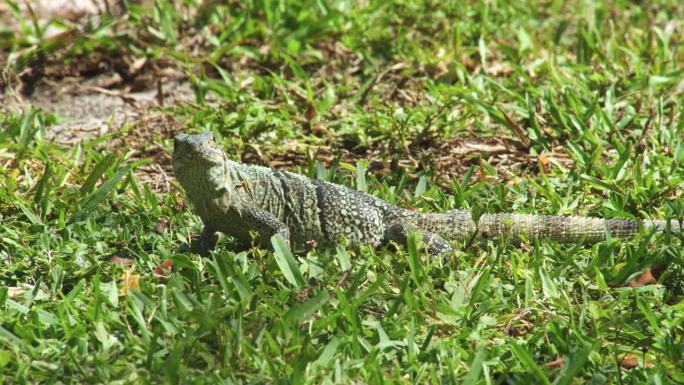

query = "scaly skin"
[172,133,681,255]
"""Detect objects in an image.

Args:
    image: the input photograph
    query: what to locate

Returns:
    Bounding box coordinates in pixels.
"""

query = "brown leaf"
[337,271,350,286]
[128,57,147,76]
[305,100,317,122]
[537,152,551,173]
[499,108,531,149]
[477,161,488,183]
[120,269,141,296]
[625,268,657,288]
[545,357,565,369]
[153,260,174,278]
[451,142,508,156]
[96,72,123,88]
[110,255,134,267]
[306,239,318,249]
[621,355,639,369]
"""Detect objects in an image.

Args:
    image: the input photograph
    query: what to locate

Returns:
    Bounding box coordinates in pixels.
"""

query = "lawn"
[1,0,683,383]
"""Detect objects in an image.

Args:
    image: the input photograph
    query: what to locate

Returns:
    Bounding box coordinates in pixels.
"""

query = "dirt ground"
[1,1,191,143]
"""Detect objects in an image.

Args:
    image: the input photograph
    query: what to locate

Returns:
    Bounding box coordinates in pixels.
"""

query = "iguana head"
[172,132,225,172]
[173,132,231,199]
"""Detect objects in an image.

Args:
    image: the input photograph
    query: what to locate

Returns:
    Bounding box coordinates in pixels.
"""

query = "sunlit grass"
[1,0,683,383]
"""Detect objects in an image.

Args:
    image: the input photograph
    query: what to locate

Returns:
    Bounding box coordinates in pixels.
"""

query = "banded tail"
[413,210,682,243]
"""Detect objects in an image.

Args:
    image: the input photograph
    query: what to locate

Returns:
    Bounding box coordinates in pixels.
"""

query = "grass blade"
[462,346,487,384]
[284,290,329,325]
[552,348,592,385]
[511,343,551,385]
[271,234,305,288]
[70,164,130,223]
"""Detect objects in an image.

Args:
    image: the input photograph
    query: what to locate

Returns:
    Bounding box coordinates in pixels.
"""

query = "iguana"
[172,132,681,256]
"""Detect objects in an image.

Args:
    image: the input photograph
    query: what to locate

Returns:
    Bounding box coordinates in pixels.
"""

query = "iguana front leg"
[199,226,220,254]
[384,223,453,256]
[209,205,290,250]
[199,206,291,253]
[239,206,291,247]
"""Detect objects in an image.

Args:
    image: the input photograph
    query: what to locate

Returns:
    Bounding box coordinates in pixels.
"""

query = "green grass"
[1,0,684,383]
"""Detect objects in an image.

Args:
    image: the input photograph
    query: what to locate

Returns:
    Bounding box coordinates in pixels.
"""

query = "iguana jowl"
[172,132,681,255]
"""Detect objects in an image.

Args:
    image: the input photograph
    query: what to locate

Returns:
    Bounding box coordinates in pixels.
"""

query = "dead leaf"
[545,357,565,369]
[499,108,531,149]
[120,269,141,296]
[620,354,653,369]
[76,84,137,105]
[451,142,508,156]
[484,62,514,77]
[625,268,657,288]
[537,152,551,173]
[153,260,174,278]
[8,284,32,299]
[477,161,490,183]
[337,271,350,286]
[305,100,316,122]
[96,72,123,88]
[110,255,134,267]
[128,57,147,76]
[620,354,639,369]
[306,239,318,249]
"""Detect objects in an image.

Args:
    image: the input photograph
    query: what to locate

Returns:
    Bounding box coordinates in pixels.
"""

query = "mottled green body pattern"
[172,133,680,256]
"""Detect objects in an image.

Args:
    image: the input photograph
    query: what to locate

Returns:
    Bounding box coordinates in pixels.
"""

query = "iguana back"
[172,133,681,255]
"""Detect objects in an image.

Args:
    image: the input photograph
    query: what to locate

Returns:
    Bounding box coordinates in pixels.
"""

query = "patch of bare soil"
[15,74,194,145]
[257,136,570,188]
[1,0,191,191]
[113,110,183,191]
[419,138,570,183]
[3,66,194,190]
